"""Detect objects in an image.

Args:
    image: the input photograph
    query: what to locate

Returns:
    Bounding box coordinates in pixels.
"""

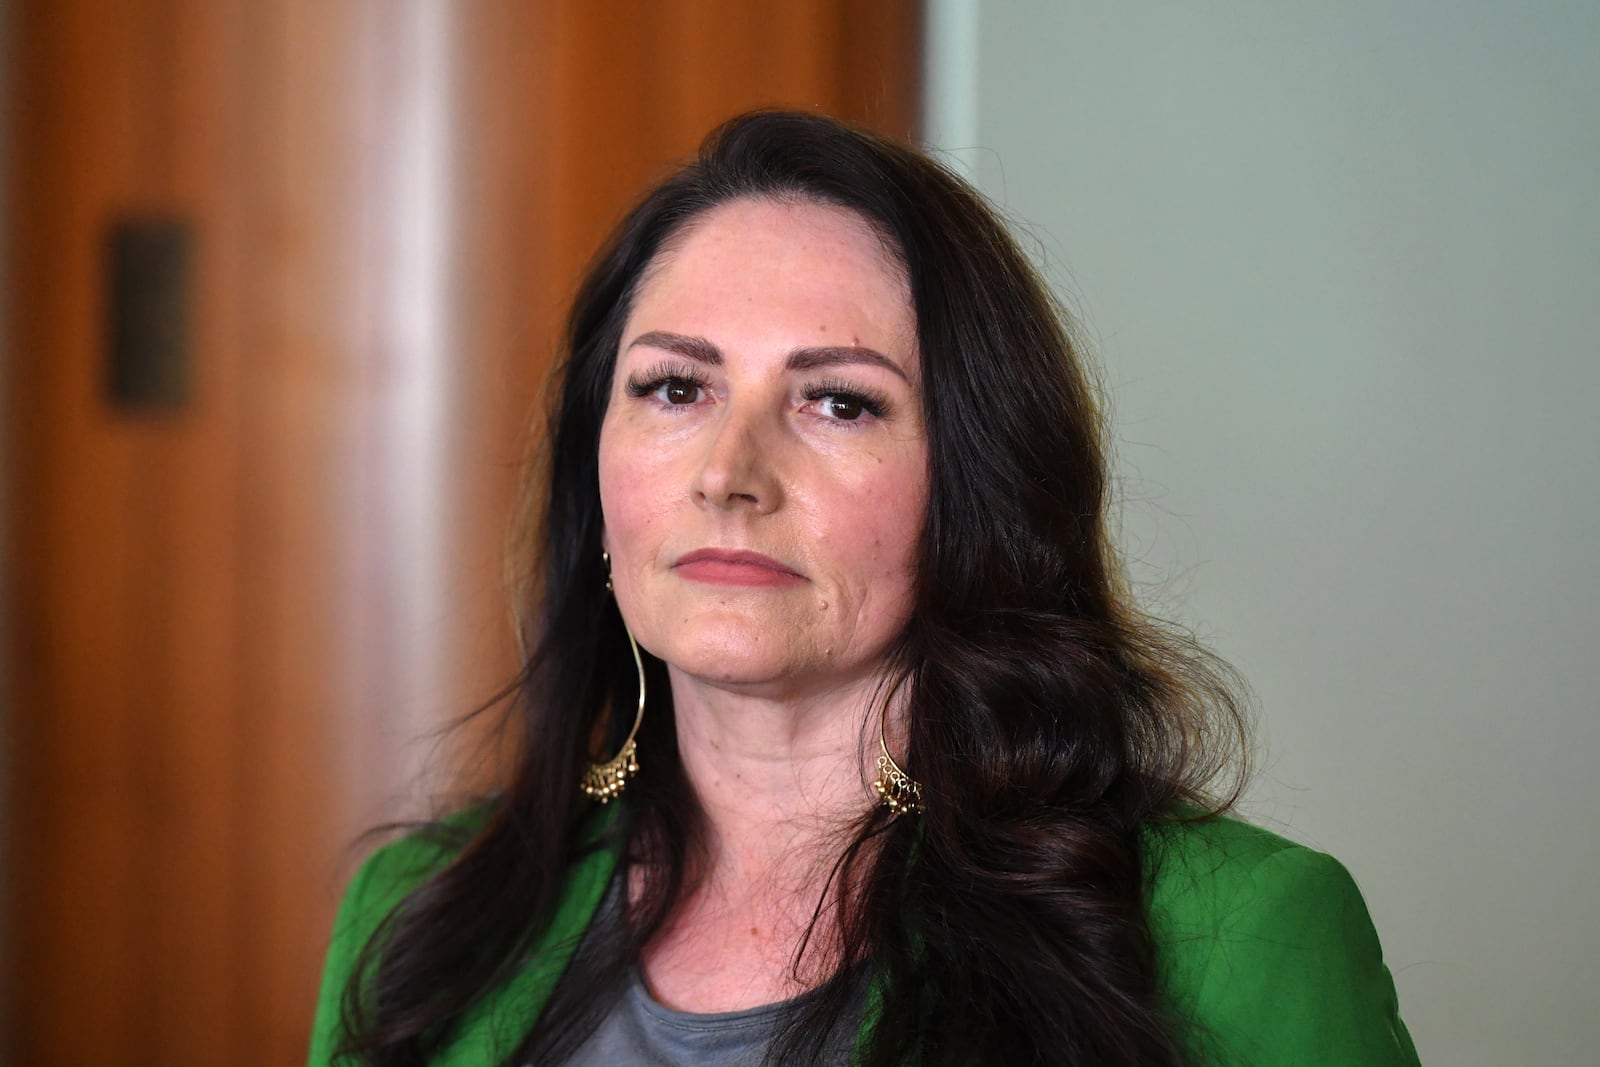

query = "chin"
[654,639,800,688]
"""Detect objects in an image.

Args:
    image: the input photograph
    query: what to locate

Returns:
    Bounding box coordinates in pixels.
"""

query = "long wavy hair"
[339,110,1249,1066]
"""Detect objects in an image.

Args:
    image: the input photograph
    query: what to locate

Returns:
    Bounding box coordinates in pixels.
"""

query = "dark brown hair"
[339,109,1248,1066]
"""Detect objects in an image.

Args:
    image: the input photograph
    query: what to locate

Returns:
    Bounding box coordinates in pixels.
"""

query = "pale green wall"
[926,2,1600,1063]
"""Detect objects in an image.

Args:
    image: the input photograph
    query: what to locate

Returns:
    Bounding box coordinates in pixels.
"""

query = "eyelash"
[801,378,890,421]
[624,361,709,402]
[623,363,891,422]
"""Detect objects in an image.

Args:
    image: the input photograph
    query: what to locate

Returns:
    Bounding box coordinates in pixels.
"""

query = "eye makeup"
[624,360,710,400]
[622,360,895,422]
[802,377,891,420]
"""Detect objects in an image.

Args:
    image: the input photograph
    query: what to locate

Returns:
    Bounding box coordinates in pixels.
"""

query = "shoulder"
[307,809,487,1065]
[1142,815,1367,982]
[333,810,488,945]
[1141,814,1420,1066]
[1143,812,1325,924]
[308,804,625,1066]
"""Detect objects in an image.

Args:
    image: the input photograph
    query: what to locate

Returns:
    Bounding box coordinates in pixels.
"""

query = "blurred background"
[3,1,1595,1064]
[0,1,919,1062]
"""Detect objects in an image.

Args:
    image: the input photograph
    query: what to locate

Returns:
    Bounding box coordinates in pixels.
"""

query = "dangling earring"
[870,695,923,817]
[583,551,645,803]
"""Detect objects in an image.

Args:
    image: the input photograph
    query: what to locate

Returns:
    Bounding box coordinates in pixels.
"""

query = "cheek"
[597,427,660,556]
[830,463,927,588]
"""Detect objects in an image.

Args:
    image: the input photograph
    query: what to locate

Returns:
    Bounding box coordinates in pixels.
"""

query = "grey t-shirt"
[561,965,841,1067]
[553,874,863,1066]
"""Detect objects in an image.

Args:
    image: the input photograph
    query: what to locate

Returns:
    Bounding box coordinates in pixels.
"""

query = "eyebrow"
[627,330,910,383]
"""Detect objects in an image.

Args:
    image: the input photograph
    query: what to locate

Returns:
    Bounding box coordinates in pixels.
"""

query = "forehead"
[624,197,915,360]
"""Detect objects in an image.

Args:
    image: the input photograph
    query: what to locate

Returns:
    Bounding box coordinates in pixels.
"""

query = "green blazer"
[308,812,1419,1065]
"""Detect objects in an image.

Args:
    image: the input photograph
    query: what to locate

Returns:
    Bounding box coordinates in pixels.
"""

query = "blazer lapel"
[434,808,623,1067]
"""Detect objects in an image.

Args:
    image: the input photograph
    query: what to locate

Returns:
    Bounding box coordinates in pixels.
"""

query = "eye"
[660,378,701,405]
[625,361,710,407]
[823,395,866,421]
[802,379,889,424]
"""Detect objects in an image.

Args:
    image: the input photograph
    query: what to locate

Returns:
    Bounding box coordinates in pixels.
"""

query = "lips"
[672,548,807,587]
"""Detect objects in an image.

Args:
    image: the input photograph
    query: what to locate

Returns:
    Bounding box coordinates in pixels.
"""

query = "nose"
[691,405,783,514]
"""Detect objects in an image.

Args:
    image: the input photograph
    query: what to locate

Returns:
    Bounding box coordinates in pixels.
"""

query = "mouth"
[672,548,807,588]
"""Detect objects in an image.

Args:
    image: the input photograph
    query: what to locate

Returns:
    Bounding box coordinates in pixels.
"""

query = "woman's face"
[598,197,927,700]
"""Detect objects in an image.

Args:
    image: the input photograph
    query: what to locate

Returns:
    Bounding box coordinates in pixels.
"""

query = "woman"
[309,111,1419,1066]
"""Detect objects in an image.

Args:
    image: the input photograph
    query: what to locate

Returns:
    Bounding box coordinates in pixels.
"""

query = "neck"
[632,669,902,1009]
[665,669,892,892]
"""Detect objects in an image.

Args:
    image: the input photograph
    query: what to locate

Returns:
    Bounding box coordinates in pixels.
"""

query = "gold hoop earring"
[870,696,923,817]
[584,552,644,803]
